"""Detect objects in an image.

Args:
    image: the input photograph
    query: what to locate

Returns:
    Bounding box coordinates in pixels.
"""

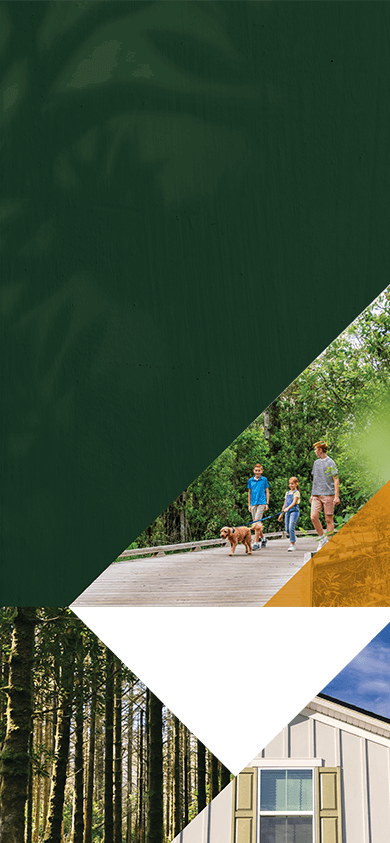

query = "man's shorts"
[311,495,335,517]
[251,504,266,525]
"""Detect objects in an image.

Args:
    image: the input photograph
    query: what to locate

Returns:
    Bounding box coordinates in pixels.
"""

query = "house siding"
[256,707,390,843]
[289,713,313,757]
[340,730,368,841]
[171,782,233,843]
[172,700,390,843]
[315,719,339,767]
[366,740,390,842]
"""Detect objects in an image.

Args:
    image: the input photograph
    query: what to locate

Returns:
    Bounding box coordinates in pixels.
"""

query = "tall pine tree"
[0,607,37,843]
[147,691,163,843]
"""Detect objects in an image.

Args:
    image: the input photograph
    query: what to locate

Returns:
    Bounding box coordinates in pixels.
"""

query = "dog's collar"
[232,527,235,533]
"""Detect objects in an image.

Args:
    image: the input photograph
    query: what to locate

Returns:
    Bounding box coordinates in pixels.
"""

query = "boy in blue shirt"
[247,463,269,549]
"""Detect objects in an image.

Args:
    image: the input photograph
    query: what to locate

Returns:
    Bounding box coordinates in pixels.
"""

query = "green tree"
[137,706,145,842]
[114,657,123,843]
[43,616,77,843]
[183,725,189,829]
[185,449,237,539]
[197,739,206,813]
[104,647,115,843]
[72,644,84,843]
[147,691,163,843]
[0,607,37,843]
[126,680,134,843]
[173,714,181,838]
[220,761,231,791]
[84,661,97,843]
[209,750,219,802]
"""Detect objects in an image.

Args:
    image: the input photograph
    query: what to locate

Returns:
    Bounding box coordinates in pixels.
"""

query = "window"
[232,765,342,843]
[259,769,314,843]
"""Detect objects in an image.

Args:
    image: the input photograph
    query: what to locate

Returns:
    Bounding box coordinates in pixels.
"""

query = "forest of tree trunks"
[0,608,232,843]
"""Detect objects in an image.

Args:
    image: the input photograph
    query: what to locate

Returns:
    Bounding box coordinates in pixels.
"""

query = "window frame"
[257,765,317,843]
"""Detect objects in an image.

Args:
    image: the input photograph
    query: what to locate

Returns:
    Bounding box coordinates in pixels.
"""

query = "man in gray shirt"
[310,440,340,551]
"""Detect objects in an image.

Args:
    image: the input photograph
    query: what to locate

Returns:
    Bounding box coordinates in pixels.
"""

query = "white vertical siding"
[262,725,286,758]
[314,719,338,766]
[172,708,390,843]
[366,740,390,843]
[289,714,312,757]
[207,783,234,843]
[335,722,341,767]
[172,782,233,843]
[360,733,371,843]
[253,713,390,842]
[341,731,368,843]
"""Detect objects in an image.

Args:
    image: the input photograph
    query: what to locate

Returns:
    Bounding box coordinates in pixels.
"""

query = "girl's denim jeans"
[285,509,300,544]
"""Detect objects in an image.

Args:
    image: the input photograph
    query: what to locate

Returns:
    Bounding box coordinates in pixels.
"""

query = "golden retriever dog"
[220,526,252,556]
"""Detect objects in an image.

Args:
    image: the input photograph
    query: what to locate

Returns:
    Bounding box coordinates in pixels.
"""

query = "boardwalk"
[71,536,319,607]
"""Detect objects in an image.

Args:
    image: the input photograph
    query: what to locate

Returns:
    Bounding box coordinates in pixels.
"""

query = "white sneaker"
[287,545,296,552]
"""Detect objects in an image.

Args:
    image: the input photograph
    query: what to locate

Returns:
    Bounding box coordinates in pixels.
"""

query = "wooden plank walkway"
[71,536,320,607]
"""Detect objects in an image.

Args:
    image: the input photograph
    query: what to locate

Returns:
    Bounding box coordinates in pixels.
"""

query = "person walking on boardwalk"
[247,463,269,550]
[310,440,340,551]
[278,476,300,552]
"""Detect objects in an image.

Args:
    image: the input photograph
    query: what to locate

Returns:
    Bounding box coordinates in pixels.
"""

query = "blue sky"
[321,623,390,719]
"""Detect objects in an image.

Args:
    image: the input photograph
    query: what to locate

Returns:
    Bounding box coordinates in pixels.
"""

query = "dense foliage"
[131,287,390,548]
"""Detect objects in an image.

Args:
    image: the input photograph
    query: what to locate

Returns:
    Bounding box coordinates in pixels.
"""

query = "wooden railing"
[116,529,318,561]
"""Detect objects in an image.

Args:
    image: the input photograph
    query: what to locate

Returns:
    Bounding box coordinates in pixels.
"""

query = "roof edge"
[316,692,390,726]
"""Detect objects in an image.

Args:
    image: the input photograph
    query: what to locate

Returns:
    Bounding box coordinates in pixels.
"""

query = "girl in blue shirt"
[278,477,300,552]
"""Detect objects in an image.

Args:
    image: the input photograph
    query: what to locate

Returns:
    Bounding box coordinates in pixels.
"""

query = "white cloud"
[323,634,390,716]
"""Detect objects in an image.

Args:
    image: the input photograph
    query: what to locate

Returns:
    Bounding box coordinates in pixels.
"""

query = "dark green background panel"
[1,2,389,604]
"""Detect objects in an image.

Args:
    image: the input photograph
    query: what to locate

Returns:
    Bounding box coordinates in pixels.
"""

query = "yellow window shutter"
[231,767,257,843]
[316,767,343,843]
